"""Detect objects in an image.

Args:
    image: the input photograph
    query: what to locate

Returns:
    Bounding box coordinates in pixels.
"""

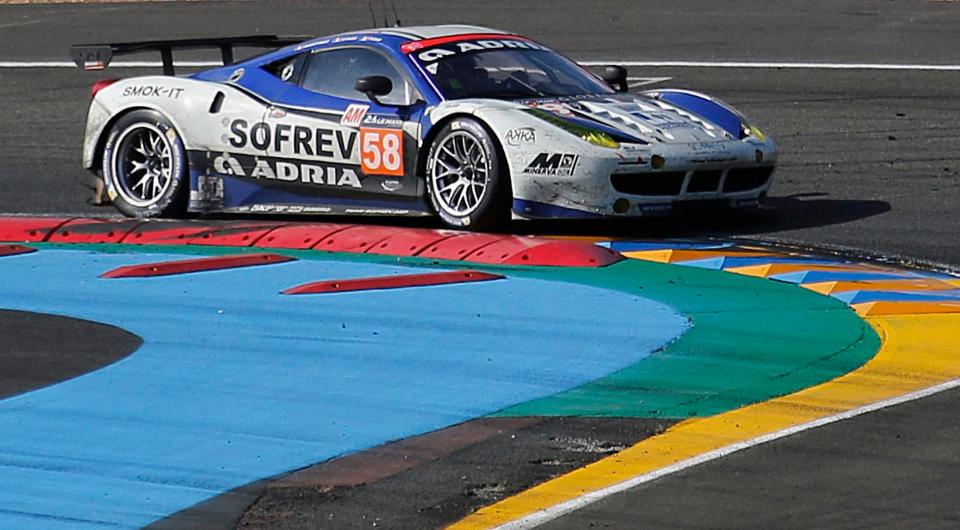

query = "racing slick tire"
[101,109,188,218]
[426,117,510,230]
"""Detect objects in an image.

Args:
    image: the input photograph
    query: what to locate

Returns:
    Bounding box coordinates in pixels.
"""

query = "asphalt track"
[0,309,141,399]
[1,1,959,529]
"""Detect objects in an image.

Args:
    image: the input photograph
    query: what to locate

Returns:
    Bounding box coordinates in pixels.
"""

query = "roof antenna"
[368,1,379,27]
[380,0,389,28]
[389,0,402,27]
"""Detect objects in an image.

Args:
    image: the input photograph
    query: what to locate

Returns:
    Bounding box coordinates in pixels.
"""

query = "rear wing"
[70,35,311,76]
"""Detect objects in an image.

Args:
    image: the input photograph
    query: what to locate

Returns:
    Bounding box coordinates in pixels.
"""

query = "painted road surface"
[0,248,688,529]
[453,242,960,530]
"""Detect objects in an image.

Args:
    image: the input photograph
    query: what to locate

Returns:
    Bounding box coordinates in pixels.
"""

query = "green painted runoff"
[491,259,880,418]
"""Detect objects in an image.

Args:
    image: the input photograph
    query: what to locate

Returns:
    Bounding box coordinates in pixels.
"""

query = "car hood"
[518,94,737,145]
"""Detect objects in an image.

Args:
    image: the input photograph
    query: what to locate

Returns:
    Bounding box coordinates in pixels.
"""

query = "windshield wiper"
[506,73,545,97]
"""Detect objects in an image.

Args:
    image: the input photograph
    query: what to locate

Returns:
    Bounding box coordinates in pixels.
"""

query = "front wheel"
[425,118,509,230]
[101,109,188,217]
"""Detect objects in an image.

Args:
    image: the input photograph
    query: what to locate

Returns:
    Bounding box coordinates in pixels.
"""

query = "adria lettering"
[210,152,361,188]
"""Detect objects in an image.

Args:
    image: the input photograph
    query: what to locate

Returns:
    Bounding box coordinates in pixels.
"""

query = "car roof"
[346,24,511,41]
[286,25,517,55]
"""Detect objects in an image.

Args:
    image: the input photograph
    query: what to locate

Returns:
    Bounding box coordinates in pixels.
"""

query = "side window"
[265,55,303,84]
[301,47,412,105]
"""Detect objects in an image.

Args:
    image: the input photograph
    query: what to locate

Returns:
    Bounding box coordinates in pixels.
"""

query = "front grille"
[723,166,774,192]
[687,170,722,193]
[611,172,686,196]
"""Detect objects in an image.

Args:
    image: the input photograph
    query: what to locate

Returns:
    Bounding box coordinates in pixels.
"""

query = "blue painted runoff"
[770,270,918,284]
[832,289,960,304]
[0,248,688,529]
[604,241,733,252]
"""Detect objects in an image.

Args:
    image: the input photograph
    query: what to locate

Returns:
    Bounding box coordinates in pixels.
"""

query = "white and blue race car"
[73,25,776,230]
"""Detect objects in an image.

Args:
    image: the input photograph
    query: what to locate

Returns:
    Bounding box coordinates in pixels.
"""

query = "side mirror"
[354,75,393,105]
[601,65,628,93]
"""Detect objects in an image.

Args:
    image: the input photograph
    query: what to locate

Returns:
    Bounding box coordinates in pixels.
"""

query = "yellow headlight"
[525,109,621,148]
[581,131,620,149]
[749,125,767,142]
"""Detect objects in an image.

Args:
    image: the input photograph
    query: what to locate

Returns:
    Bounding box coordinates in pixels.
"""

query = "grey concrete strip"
[146,417,672,530]
[239,418,673,530]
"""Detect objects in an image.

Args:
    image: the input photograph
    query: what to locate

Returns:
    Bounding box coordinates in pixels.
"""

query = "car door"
[259,45,426,207]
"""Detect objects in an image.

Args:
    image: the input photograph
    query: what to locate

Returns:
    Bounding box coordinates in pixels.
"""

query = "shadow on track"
[217,194,891,241]
[519,194,892,239]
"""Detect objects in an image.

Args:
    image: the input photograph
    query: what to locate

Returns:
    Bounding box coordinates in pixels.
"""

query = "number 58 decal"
[361,128,404,176]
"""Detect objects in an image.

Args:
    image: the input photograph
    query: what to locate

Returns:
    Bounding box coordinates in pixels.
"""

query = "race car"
[72,25,777,230]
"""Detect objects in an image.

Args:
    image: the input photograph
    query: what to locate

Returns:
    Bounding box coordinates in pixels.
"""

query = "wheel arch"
[90,105,190,172]
[416,112,510,185]
[418,112,513,229]
[98,106,193,217]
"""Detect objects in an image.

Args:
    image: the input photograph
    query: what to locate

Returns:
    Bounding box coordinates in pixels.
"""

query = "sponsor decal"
[280,63,295,82]
[691,141,726,154]
[240,204,341,214]
[121,85,184,99]
[411,37,549,74]
[690,156,737,164]
[524,153,580,176]
[226,119,357,161]
[211,152,361,188]
[616,153,648,164]
[656,121,697,130]
[344,208,411,215]
[360,128,404,176]
[381,179,402,192]
[529,101,573,117]
[504,127,536,146]
[249,204,306,213]
[296,34,382,51]
[409,38,546,59]
[362,114,404,128]
[232,204,414,215]
[639,203,672,214]
[340,104,370,127]
[196,175,224,202]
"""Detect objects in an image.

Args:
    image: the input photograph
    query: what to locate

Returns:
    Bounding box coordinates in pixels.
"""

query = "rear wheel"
[426,118,509,230]
[102,110,188,217]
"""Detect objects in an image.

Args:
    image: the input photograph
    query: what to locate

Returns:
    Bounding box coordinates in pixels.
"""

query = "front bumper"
[511,139,777,219]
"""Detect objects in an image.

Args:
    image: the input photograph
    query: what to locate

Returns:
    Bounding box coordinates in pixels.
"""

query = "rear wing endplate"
[70,35,310,76]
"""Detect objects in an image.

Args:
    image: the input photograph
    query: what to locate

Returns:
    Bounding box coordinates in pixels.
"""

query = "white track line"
[0,61,220,68]
[579,61,960,71]
[494,376,960,530]
[2,60,960,70]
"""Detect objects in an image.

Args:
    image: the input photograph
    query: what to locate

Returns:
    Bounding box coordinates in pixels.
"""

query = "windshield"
[409,38,614,100]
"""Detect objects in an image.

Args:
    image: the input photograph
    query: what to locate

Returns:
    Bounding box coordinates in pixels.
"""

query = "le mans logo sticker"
[524,153,579,176]
[360,128,404,176]
[341,104,369,127]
